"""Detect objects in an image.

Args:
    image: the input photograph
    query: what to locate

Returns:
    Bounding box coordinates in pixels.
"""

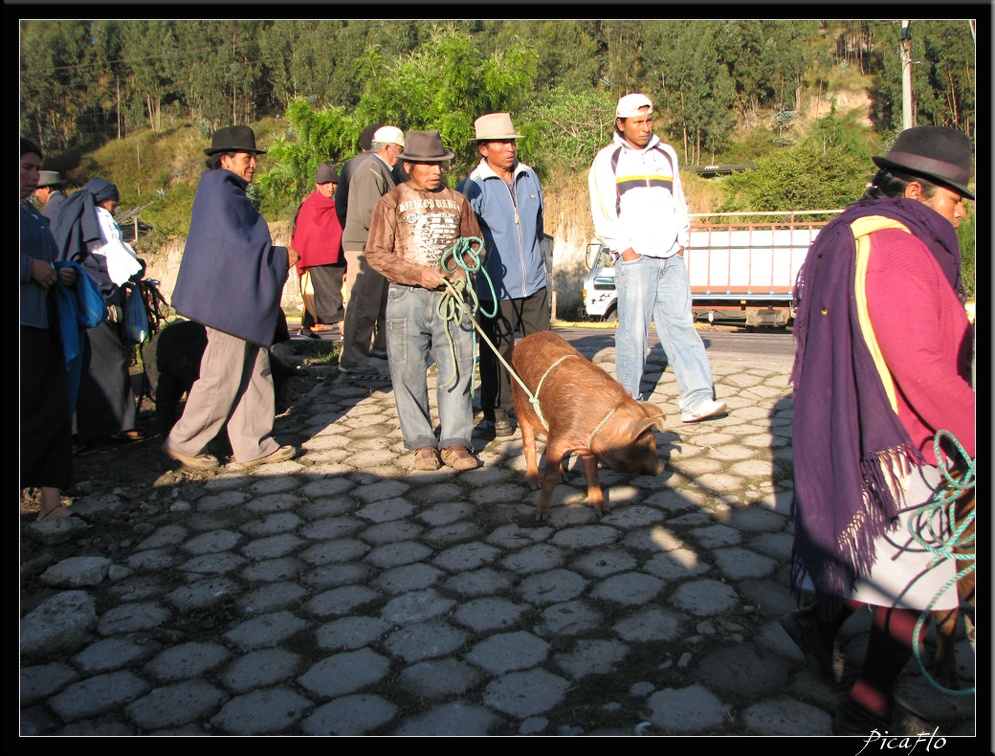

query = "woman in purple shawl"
[783,127,975,734]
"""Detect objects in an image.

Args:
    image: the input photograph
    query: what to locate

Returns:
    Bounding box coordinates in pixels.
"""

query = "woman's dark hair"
[21,137,42,159]
[862,168,940,201]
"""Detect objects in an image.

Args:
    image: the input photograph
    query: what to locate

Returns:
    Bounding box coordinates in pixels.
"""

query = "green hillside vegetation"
[21,19,976,296]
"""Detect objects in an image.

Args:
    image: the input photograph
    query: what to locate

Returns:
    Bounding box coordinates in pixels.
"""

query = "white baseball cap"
[373,126,405,147]
[616,93,653,118]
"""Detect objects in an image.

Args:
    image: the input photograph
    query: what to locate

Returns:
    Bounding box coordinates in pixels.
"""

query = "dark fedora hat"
[873,126,974,200]
[204,125,267,156]
[398,130,454,162]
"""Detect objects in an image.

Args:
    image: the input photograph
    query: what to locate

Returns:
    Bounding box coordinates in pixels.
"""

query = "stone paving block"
[393,701,502,735]
[469,483,531,505]
[517,569,587,605]
[96,600,172,636]
[452,597,528,633]
[422,521,481,542]
[697,643,789,697]
[689,522,742,548]
[613,606,684,643]
[642,548,711,580]
[297,648,391,698]
[397,658,483,700]
[20,590,97,659]
[570,549,638,577]
[302,693,397,735]
[670,579,740,617]
[483,669,570,719]
[538,600,602,636]
[219,647,302,693]
[240,512,304,537]
[408,483,465,507]
[210,686,312,734]
[740,696,832,735]
[298,537,371,565]
[49,670,151,722]
[467,630,550,675]
[299,515,363,541]
[550,524,619,549]
[381,588,455,624]
[359,520,424,544]
[646,683,730,733]
[136,524,189,550]
[72,636,158,676]
[443,567,514,597]
[384,619,467,663]
[223,610,308,651]
[248,476,301,495]
[300,562,371,590]
[589,572,665,605]
[165,576,240,614]
[315,616,390,651]
[417,499,476,526]
[54,715,135,736]
[240,533,305,560]
[554,638,628,679]
[240,556,305,583]
[304,585,380,617]
[236,581,308,613]
[20,662,80,706]
[298,496,358,520]
[352,480,411,505]
[371,562,444,594]
[599,504,668,528]
[142,641,231,683]
[432,541,501,572]
[713,547,777,580]
[124,548,179,571]
[300,477,357,498]
[182,529,243,554]
[364,540,434,568]
[178,552,248,575]
[500,543,566,574]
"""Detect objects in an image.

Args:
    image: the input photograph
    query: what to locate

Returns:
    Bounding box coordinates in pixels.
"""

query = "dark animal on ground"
[511,331,666,520]
[141,319,296,438]
[931,469,975,689]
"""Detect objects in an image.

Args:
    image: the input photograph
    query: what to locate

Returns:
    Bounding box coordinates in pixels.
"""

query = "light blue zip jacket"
[458,159,546,301]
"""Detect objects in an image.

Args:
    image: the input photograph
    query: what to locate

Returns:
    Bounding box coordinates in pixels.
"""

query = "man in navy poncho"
[164,125,298,469]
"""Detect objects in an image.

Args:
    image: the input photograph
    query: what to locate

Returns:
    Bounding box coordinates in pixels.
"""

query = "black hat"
[204,125,266,156]
[397,130,454,162]
[873,126,975,200]
[315,163,339,184]
[360,123,383,152]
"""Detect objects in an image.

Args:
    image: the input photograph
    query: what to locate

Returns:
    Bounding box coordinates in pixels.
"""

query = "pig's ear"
[638,402,666,430]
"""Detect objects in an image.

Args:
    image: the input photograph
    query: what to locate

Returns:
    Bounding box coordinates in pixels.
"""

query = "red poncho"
[291,190,343,277]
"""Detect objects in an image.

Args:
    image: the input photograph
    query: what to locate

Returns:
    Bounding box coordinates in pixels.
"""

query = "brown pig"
[510,331,666,520]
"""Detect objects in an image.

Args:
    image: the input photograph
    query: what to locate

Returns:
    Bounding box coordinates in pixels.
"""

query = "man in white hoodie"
[588,93,725,423]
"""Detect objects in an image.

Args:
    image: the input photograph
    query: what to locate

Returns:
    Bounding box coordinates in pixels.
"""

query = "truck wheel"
[605,309,618,324]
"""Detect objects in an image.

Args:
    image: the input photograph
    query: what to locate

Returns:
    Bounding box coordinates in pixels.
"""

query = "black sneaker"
[779,608,836,682]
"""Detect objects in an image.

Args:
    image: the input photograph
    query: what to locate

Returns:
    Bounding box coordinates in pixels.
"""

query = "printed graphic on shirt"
[399,197,462,268]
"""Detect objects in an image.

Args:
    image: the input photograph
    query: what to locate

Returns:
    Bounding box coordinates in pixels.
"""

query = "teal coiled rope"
[435,237,542,419]
[908,429,976,696]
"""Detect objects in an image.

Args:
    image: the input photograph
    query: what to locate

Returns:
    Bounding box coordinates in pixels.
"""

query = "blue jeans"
[385,284,475,451]
[614,254,715,411]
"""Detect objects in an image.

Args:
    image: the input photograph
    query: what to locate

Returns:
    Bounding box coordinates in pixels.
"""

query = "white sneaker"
[681,399,727,423]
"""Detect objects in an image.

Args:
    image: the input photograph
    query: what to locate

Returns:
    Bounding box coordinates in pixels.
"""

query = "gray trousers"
[166,327,279,463]
[340,250,388,369]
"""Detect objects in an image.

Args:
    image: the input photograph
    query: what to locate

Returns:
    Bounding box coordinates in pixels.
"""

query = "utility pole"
[901,20,914,130]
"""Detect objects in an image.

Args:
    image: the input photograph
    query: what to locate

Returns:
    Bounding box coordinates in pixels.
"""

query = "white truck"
[582,211,842,327]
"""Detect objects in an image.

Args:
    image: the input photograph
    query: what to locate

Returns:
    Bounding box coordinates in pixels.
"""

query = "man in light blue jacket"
[458,113,550,437]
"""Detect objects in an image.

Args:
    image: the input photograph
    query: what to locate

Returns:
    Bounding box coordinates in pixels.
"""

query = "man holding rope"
[784,126,976,734]
[365,130,485,472]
